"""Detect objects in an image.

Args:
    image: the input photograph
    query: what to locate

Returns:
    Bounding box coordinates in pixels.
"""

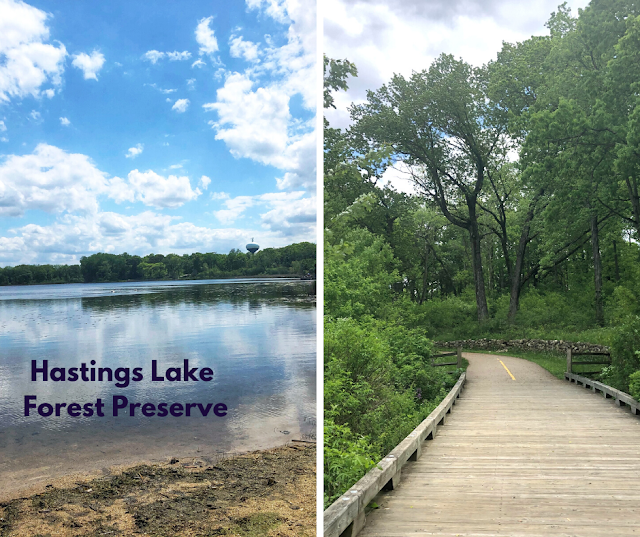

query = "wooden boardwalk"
[359,353,640,536]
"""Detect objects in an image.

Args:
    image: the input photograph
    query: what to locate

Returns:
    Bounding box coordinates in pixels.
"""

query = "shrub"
[324,420,379,508]
[610,316,640,391]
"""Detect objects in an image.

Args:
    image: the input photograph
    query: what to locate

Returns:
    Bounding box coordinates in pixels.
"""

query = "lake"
[0,278,316,498]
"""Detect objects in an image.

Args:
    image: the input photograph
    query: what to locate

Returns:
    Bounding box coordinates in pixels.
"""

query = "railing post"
[567,347,572,374]
[457,347,462,368]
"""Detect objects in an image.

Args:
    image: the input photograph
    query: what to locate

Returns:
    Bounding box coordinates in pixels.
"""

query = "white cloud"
[127,169,201,208]
[199,0,316,192]
[0,143,110,216]
[195,16,218,56]
[229,35,260,62]
[0,120,6,131]
[59,116,70,126]
[43,88,54,98]
[0,0,67,102]
[143,50,164,63]
[144,50,192,63]
[380,162,419,195]
[324,0,590,129]
[187,78,196,88]
[260,194,316,236]
[146,83,176,94]
[0,144,207,221]
[204,73,288,163]
[246,0,289,24]
[212,190,315,237]
[142,50,164,64]
[167,50,191,61]
[248,0,316,109]
[169,163,183,169]
[199,175,211,189]
[172,98,189,113]
[106,176,135,203]
[29,109,40,120]
[191,59,205,68]
[0,208,312,266]
[125,143,144,159]
[204,73,315,190]
[71,50,105,80]
[211,191,229,200]
[214,191,304,224]
[214,195,255,224]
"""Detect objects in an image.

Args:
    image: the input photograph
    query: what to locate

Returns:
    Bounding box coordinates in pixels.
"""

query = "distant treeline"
[0,242,316,286]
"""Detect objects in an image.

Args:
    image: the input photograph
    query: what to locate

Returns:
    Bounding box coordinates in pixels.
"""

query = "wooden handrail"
[566,348,611,374]
[323,372,466,537]
[565,372,640,415]
[431,347,463,369]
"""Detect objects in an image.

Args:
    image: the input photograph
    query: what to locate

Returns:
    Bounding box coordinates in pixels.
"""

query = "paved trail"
[360,353,640,536]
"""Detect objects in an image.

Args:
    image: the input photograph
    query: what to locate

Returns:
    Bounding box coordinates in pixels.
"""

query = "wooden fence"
[565,372,640,414]
[566,348,611,376]
[431,347,463,373]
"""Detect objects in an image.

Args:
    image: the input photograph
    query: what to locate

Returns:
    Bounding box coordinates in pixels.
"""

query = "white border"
[316,0,324,532]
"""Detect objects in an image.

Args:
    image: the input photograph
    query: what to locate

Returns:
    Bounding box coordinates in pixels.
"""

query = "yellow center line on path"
[498,359,516,380]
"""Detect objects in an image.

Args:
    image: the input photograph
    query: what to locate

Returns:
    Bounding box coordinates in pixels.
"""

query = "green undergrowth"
[323,230,467,509]
[324,317,463,509]
[436,324,616,347]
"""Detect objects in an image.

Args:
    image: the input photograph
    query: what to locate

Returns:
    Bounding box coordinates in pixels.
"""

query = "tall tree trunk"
[625,175,640,239]
[507,229,530,324]
[507,190,541,324]
[488,245,494,294]
[469,219,489,321]
[420,243,429,305]
[590,213,604,326]
[613,239,620,282]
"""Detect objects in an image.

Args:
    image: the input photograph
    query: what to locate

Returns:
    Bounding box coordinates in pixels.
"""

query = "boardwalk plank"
[359,353,640,536]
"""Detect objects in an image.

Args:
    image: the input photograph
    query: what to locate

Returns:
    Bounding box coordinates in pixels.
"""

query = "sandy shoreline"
[0,436,313,503]
[0,441,316,536]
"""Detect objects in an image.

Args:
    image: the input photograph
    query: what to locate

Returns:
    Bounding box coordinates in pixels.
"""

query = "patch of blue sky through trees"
[0,0,316,266]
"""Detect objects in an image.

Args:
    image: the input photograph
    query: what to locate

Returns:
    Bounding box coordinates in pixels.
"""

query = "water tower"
[246,238,259,254]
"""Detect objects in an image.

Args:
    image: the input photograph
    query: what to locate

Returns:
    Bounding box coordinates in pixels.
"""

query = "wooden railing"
[323,372,466,537]
[565,372,640,415]
[566,348,611,376]
[431,347,463,373]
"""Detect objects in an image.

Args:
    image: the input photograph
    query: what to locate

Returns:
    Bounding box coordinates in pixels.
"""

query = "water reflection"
[0,279,315,497]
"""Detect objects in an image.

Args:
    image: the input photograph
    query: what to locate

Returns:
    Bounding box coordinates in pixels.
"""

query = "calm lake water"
[0,279,315,496]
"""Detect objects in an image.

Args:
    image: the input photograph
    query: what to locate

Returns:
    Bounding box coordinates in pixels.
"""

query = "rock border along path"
[358,352,640,536]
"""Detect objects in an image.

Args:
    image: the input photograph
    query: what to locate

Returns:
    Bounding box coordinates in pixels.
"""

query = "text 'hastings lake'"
[24,359,227,419]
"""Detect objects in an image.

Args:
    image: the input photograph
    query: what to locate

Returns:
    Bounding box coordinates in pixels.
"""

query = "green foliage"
[324,220,457,507]
[324,229,399,319]
[323,7,640,501]
[610,316,640,391]
[628,370,640,400]
[0,264,82,285]
[0,243,315,286]
[324,56,358,110]
[324,419,378,507]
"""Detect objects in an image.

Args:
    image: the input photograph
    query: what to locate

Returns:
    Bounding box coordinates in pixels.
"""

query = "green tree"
[350,54,511,321]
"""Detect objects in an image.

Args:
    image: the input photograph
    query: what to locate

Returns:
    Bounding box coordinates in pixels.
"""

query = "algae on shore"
[0,443,315,537]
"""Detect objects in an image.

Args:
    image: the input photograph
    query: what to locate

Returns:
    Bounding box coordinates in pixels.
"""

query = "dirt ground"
[0,441,315,537]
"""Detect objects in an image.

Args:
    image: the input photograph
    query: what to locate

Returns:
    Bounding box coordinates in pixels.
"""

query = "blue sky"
[0,0,316,266]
